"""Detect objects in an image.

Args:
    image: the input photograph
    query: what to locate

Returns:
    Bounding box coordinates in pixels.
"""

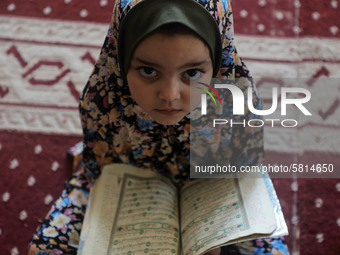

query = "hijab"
[79,0,263,186]
[117,0,222,78]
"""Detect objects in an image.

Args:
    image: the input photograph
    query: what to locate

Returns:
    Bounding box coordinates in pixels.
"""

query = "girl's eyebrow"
[178,60,211,70]
[133,57,162,68]
[132,57,211,69]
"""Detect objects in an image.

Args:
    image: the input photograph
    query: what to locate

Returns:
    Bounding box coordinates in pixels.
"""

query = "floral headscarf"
[79,0,263,186]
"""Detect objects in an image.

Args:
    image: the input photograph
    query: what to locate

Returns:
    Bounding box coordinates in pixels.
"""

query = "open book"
[77,164,288,255]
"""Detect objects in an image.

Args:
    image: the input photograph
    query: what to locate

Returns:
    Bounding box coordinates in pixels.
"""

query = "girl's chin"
[153,118,183,126]
[151,113,188,126]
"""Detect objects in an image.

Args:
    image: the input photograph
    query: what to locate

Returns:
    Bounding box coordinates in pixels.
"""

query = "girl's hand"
[204,248,221,255]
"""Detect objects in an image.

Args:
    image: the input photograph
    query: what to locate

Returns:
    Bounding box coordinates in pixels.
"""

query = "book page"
[180,174,277,255]
[237,173,278,233]
[78,164,180,255]
[79,167,122,255]
[180,178,247,255]
[108,175,181,255]
[262,173,289,238]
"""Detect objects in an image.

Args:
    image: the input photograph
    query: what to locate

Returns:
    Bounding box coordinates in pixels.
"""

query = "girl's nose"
[158,77,181,102]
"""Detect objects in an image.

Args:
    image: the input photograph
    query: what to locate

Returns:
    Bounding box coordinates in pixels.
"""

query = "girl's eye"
[140,67,157,78]
[184,69,201,79]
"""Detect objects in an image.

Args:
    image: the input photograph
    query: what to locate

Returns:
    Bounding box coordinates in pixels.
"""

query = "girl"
[29,0,289,254]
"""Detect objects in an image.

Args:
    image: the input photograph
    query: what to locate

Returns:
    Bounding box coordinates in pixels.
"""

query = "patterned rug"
[0,0,339,254]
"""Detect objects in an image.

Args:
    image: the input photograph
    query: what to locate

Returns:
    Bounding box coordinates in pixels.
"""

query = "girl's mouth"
[155,109,183,115]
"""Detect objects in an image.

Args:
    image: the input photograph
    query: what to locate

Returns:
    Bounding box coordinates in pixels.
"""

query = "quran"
[78,164,288,255]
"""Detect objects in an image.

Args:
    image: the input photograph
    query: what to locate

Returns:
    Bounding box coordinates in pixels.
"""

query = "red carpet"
[1,0,339,254]
[0,131,81,254]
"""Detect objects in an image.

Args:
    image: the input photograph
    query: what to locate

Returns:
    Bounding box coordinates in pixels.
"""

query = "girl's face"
[127,32,213,125]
